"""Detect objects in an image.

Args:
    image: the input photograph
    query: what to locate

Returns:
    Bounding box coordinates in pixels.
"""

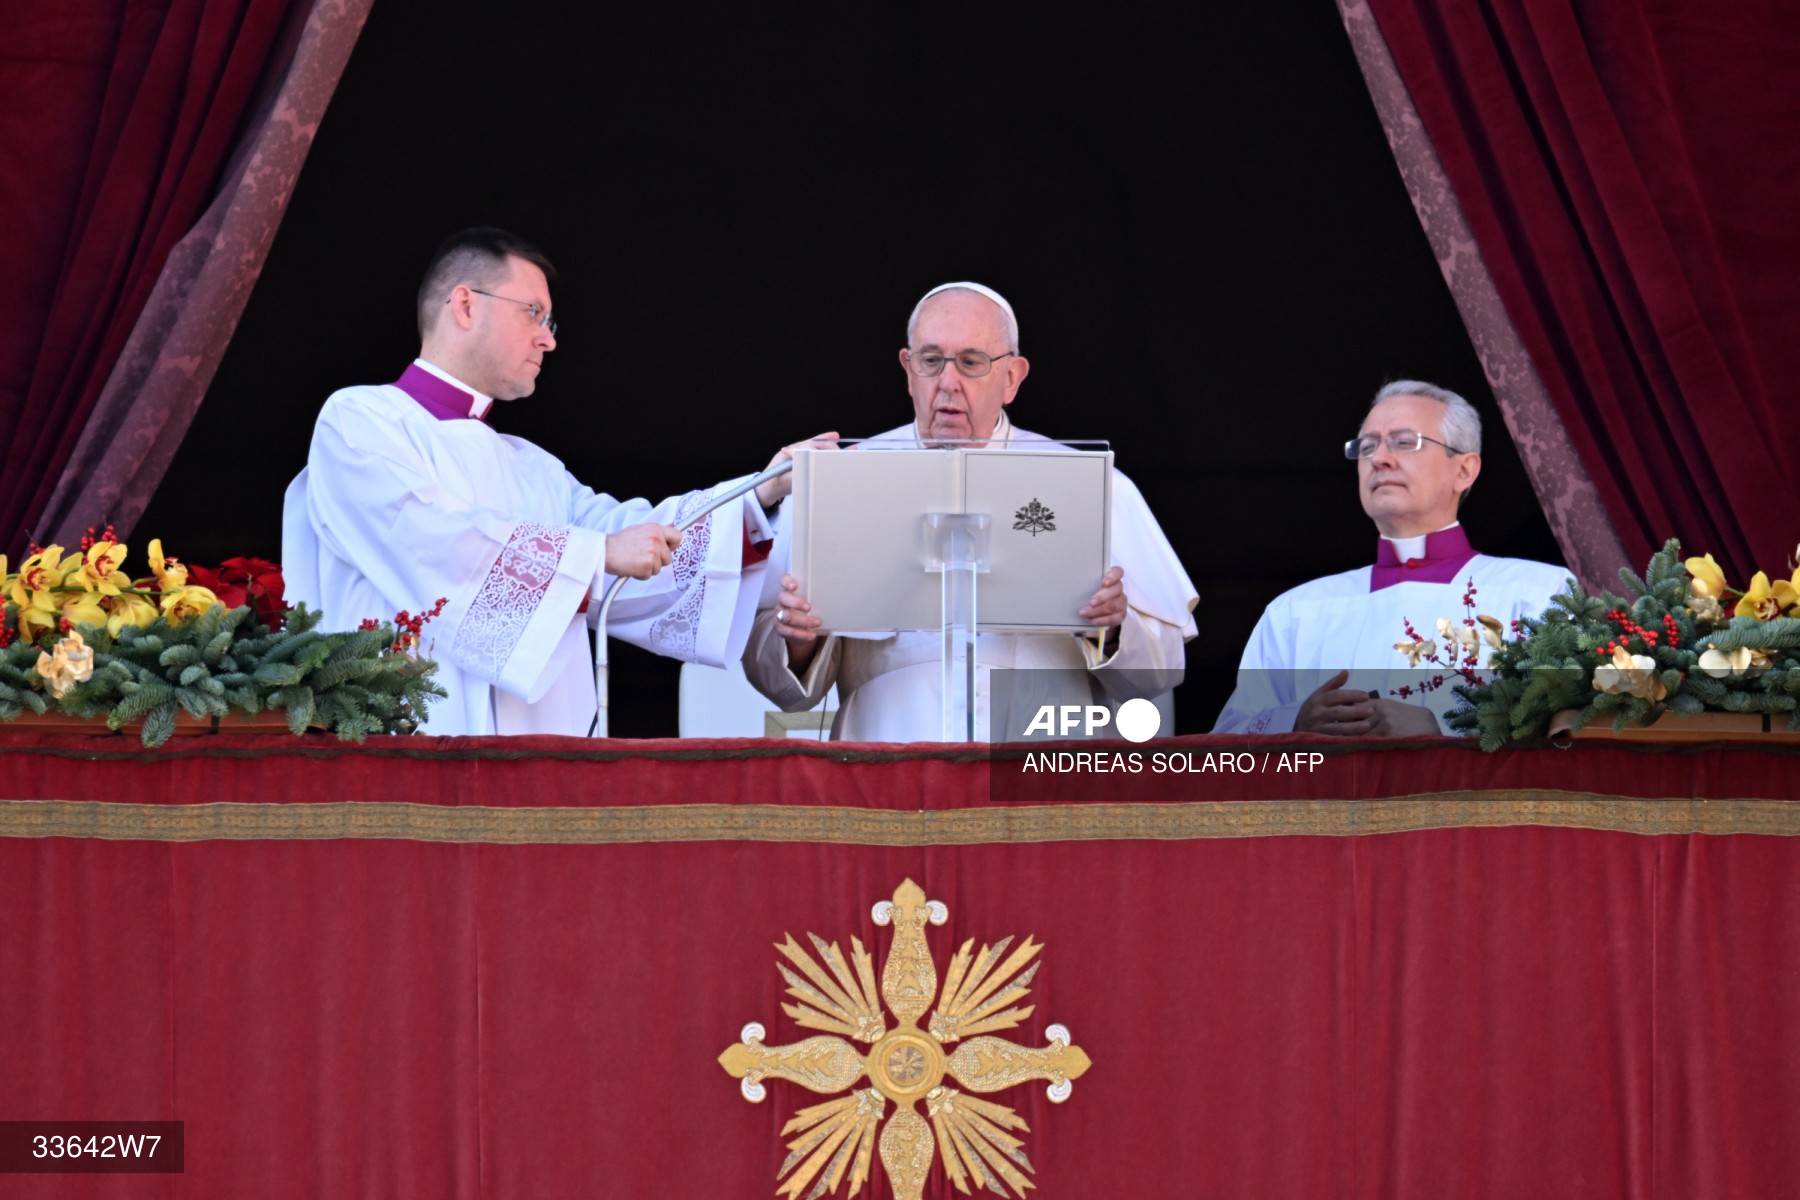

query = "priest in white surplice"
[1213,380,1569,736]
[283,228,813,735]
[742,282,1198,742]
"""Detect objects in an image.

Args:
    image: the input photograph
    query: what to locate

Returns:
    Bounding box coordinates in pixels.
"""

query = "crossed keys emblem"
[1012,499,1056,537]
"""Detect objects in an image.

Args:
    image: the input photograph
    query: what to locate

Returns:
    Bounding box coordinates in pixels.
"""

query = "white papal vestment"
[742,418,1198,741]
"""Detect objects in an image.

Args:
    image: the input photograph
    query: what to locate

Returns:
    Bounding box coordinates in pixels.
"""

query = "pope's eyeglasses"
[905,348,1016,379]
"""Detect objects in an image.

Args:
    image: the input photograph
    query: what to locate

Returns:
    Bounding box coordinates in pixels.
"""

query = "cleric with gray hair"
[1214,377,1568,739]
[1373,379,1482,456]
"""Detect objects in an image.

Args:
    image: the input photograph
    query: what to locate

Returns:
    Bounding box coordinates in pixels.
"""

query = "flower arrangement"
[1390,578,1510,699]
[1,532,444,747]
[1448,539,1800,749]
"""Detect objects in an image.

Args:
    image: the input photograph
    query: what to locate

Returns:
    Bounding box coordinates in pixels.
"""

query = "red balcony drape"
[3,734,1798,1197]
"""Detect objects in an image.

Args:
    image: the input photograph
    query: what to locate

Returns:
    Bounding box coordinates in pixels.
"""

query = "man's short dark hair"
[417,227,557,339]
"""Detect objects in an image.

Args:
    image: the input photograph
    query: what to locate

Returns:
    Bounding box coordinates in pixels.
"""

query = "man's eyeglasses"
[455,288,558,336]
[906,348,1016,379]
[1343,429,1468,460]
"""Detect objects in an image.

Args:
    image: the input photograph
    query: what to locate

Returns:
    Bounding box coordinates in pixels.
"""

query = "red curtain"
[1363,1,1800,581]
[0,0,298,556]
[36,0,373,550]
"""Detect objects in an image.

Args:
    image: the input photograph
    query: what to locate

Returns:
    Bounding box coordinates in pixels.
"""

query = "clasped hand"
[1295,670,1441,736]
[605,523,682,580]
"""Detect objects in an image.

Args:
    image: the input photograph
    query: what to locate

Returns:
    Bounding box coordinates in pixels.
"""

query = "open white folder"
[789,444,1112,634]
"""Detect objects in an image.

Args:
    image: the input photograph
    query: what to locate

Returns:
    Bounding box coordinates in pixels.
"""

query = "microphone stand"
[589,460,793,738]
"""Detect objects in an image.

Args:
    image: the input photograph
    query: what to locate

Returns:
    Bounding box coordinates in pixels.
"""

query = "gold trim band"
[2,795,1797,845]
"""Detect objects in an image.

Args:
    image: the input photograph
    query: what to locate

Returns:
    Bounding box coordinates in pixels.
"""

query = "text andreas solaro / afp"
[1017,750,1326,774]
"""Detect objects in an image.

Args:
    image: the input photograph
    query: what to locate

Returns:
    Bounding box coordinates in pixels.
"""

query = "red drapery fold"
[0,0,301,556]
[38,0,373,549]
[1337,0,1631,588]
[1361,1,1800,581]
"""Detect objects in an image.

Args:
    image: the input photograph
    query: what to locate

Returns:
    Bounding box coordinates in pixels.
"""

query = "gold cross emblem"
[719,879,1092,1198]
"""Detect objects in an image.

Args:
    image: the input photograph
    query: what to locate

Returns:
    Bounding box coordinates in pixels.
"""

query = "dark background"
[138,2,1560,735]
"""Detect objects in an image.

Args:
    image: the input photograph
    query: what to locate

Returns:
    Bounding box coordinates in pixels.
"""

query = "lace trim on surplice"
[646,489,717,661]
[452,522,570,680]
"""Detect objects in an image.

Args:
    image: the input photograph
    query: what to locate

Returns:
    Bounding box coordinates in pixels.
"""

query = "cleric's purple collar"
[393,361,491,421]
[1371,525,1476,591]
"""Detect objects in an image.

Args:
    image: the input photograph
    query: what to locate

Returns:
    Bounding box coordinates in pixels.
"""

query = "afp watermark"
[1019,697,1164,743]
[984,668,1333,801]
[991,668,1183,744]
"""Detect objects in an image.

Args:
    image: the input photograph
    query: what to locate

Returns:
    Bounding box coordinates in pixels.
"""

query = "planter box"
[1550,709,1797,744]
[0,711,295,738]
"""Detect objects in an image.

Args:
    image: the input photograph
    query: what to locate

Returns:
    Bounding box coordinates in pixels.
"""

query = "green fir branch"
[1,598,442,745]
[1454,537,1800,748]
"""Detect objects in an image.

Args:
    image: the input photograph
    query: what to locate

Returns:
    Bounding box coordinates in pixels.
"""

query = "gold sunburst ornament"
[718,879,1092,1199]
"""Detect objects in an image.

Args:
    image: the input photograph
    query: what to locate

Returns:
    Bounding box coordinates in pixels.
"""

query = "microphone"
[588,460,794,737]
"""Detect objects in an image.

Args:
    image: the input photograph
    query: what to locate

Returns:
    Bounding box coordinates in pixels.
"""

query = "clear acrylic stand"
[921,513,992,742]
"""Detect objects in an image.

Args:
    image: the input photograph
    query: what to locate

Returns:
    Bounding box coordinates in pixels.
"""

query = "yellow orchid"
[61,593,109,630]
[11,545,70,613]
[106,594,160,637]
[1684,553,1727,600]
[1735,572,1784,621]
[1772,566,1800,616]
[17,607,58,643]
[146,539,187,591]
[1593,645,1667,702]
[161,584,221,626]
[75,540,131,596]
[35,630,95,700]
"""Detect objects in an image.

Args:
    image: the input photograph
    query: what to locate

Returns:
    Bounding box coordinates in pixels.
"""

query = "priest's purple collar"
[393,359,493,421]
[1370,524,1476,591]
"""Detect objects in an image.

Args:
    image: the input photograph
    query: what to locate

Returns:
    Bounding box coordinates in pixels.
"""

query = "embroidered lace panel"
[452,522,570,680]
[647,489,715,660]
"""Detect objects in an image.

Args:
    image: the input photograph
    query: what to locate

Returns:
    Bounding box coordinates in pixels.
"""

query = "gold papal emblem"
[718,879,1092,1198]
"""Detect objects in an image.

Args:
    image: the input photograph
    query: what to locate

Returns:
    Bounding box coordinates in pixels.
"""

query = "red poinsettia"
[187,557,287,630]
